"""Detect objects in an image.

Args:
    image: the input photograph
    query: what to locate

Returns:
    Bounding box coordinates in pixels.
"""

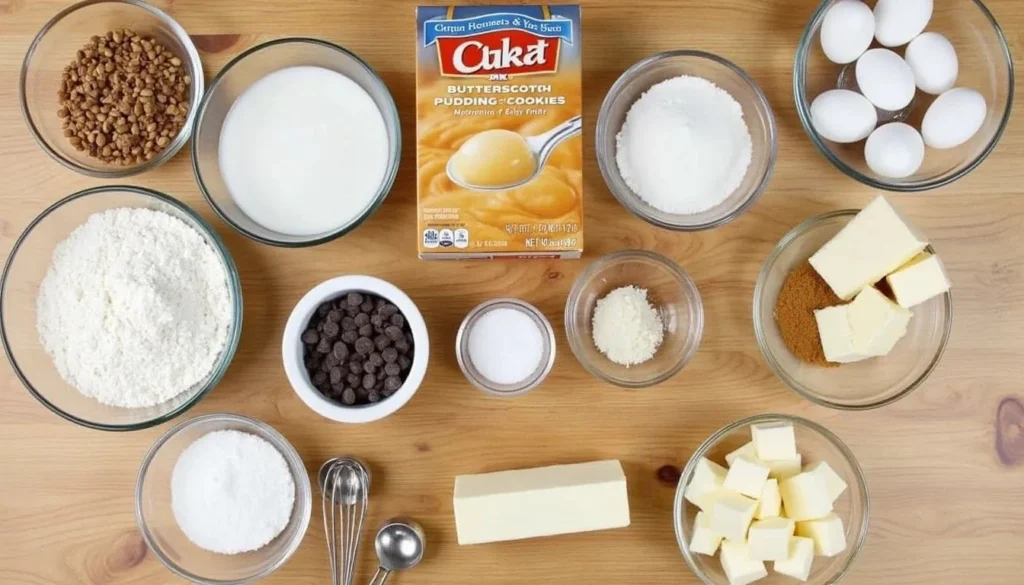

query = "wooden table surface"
[2,1,1023,584]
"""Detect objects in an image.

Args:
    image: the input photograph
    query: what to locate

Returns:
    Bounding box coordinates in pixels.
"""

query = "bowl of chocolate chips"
[282,276,428,423]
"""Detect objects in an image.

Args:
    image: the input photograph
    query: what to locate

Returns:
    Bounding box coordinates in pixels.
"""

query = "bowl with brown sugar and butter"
[753,197,952,410]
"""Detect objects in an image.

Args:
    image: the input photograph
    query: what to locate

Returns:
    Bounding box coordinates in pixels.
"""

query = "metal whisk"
[319,457,371,585]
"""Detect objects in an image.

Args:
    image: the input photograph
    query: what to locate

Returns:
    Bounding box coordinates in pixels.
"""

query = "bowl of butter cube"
[674,414,869,585]
[753,196,953,410]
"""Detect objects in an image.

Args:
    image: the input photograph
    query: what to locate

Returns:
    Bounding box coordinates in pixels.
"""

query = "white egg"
[874,0,933,47]
[905,32,959,94]
[820,0,875,64]
[865,123,925,179]
[921,87,988,149]
[810,89,878,143]
[855,49,916,111]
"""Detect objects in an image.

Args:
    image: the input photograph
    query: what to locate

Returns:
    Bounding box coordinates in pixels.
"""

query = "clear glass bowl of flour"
[596,50,778,231]
[0,186,243,431]
[192,38,401,247]
[136,413,312,584]
[565,250,704,388]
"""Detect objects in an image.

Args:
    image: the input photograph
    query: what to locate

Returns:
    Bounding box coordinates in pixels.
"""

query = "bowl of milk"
[191,38,401,246]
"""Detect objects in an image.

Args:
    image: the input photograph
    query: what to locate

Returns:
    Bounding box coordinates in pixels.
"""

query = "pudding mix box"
[415,5,584,259]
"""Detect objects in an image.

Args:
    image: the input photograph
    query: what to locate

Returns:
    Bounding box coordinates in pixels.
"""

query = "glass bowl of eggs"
[794,0,1013,191]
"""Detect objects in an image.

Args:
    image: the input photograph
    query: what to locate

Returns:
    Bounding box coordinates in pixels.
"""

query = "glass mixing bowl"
[135,413,312,584]
[596,50,777,231]
[674,414,870,585]
[0,186,243,430]
[192,37,401,247]
[753,210,952,410]
[794,0,1013,191]
[20,0,204,177]
[564,250,703,388]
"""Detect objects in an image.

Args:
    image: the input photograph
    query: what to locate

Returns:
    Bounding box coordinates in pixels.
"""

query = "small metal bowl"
[456,299,556,397]
[20,0,204,177]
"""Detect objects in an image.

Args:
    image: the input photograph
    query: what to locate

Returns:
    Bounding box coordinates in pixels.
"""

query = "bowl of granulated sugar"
[596,50,778,231]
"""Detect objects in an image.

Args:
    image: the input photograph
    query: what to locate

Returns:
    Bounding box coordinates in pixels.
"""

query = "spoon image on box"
[446,115,582,191]
[367,518,425,585]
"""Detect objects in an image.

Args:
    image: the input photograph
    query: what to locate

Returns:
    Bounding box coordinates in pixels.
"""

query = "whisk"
[319,457,371,585]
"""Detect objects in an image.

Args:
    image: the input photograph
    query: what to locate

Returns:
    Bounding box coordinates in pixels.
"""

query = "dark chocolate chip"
[354,313,370,327]
[341,317,356,331]
[363,361,377,374]
[347,373,360,386]
[369,352,384,367]
[374,335,391,351]
[395,338,410,354]
[342,388,356,405]
[385,325,404,341]
[323,320,340,338]
[382,347,398,363]
[312,371,328,386]
[362,374,376,389]
[316,339,332,353]
[345,305,360,317]
[358,324,373,337]
[341,330,359,344]
[375,298,387,310]
[381,304,399,318]
[333,342,349,360]
[385,376,402,392]
[320,360,333,373]
[384,362,401,377]
[398,355,412,370]
[349,361,363,375]
[328,310,343,323]
[360,300,374,313]
[346,292,363,307]
[317,302,332,316]
[382,388,395,398]
[329,368,342,385]
[368,391,381,403]
[390,313,405,328]
[355,337,375,355]
[371,314,383,328]
[301,330,319,344]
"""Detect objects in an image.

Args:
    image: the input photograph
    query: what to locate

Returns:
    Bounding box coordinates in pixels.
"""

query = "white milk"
[218,66,389,236]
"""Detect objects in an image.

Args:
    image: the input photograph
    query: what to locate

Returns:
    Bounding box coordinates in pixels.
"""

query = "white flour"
[616,75,753,215]
[171,430,295,555]
[36,208,232,408]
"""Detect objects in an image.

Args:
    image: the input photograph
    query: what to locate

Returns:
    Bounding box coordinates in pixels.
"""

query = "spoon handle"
[534,115,583,165]
[367,567,392,585]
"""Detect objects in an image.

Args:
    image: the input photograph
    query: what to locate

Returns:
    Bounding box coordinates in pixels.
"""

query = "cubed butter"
[814,305,867,364]
[453,460,630,545]
[809,196,928,300]
[747,517,796,561]
[773,536,816,581]
[847,286,912,357]
[796,513,847,557]
[886,252,951,308]
[751,422,798,461]
[720,540,769,585]
[684,457,729,511]
[724,457,771,499]
[725,442,759,467]
[765,454,803,480]
[755,478,781,519]
[689,511,723,556]
[779,471,833,521]
[710,492,759,542]
[804,461,848,502]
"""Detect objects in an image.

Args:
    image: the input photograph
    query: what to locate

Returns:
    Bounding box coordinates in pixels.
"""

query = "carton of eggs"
[810,0,987,181]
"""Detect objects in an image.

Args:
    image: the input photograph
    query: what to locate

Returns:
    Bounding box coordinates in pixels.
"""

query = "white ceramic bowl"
[282,276,428,423]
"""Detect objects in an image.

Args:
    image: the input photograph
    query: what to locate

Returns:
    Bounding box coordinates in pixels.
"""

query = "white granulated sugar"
[591,286,665,367]
[616,75,753,215]
[468,307,544,385]
[171,430,295,555]
[36,208,232,408]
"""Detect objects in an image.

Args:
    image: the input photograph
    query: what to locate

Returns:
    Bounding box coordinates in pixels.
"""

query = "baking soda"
[219,66,388,236]
[468,307,544,385]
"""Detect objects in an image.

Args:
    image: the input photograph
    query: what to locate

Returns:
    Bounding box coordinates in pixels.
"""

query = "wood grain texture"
[1,0,1023,584]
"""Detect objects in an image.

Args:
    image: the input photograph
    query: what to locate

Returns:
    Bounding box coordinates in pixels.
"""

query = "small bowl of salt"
[565,250,704,388]
[136,413,312,584]
[596,50,778,231]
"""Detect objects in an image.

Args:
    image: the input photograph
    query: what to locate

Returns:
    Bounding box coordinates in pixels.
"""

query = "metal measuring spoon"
[367,518,425,585]
[446,114,583,191]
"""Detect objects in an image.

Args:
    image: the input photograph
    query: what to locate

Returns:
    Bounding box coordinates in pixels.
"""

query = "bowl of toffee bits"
[282,276,429,424]
[20,0,203,177]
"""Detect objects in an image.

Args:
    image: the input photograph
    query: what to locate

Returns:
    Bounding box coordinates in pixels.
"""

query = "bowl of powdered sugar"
[0,186,242,430]
[596,50,778,231]
[136,413,312,583]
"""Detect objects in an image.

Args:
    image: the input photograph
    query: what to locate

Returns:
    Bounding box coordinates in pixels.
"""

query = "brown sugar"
[774,261,843,367]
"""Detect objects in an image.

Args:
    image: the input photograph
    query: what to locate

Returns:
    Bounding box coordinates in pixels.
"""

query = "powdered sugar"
[171,430,295,554]
[36,208,232,408]
[615,75,753,215]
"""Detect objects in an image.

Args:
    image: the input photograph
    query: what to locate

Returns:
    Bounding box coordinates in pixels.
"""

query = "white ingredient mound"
[591,285,665,367]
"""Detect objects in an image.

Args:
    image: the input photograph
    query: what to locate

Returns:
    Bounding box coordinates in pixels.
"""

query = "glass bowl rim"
[19,0,205,178]
[595,49,779,232]
[190,36,402,248]
[134,412,313,585]
[564,249,705,388]
[673,413,871,585]
[752,209,953,410]
[792,0,1015,192]
[0,185,244,431]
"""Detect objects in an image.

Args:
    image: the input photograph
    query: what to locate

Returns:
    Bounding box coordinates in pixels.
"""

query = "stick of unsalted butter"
[885,252,951,308]
[809,196,927,300]
[453,459,630,545]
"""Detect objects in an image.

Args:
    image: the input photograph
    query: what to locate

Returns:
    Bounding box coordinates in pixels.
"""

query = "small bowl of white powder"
[596,50,778,231]
[564,250,704,388]
[192,38,401,247]
[0,186,242,430]
[136,413,312,583]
